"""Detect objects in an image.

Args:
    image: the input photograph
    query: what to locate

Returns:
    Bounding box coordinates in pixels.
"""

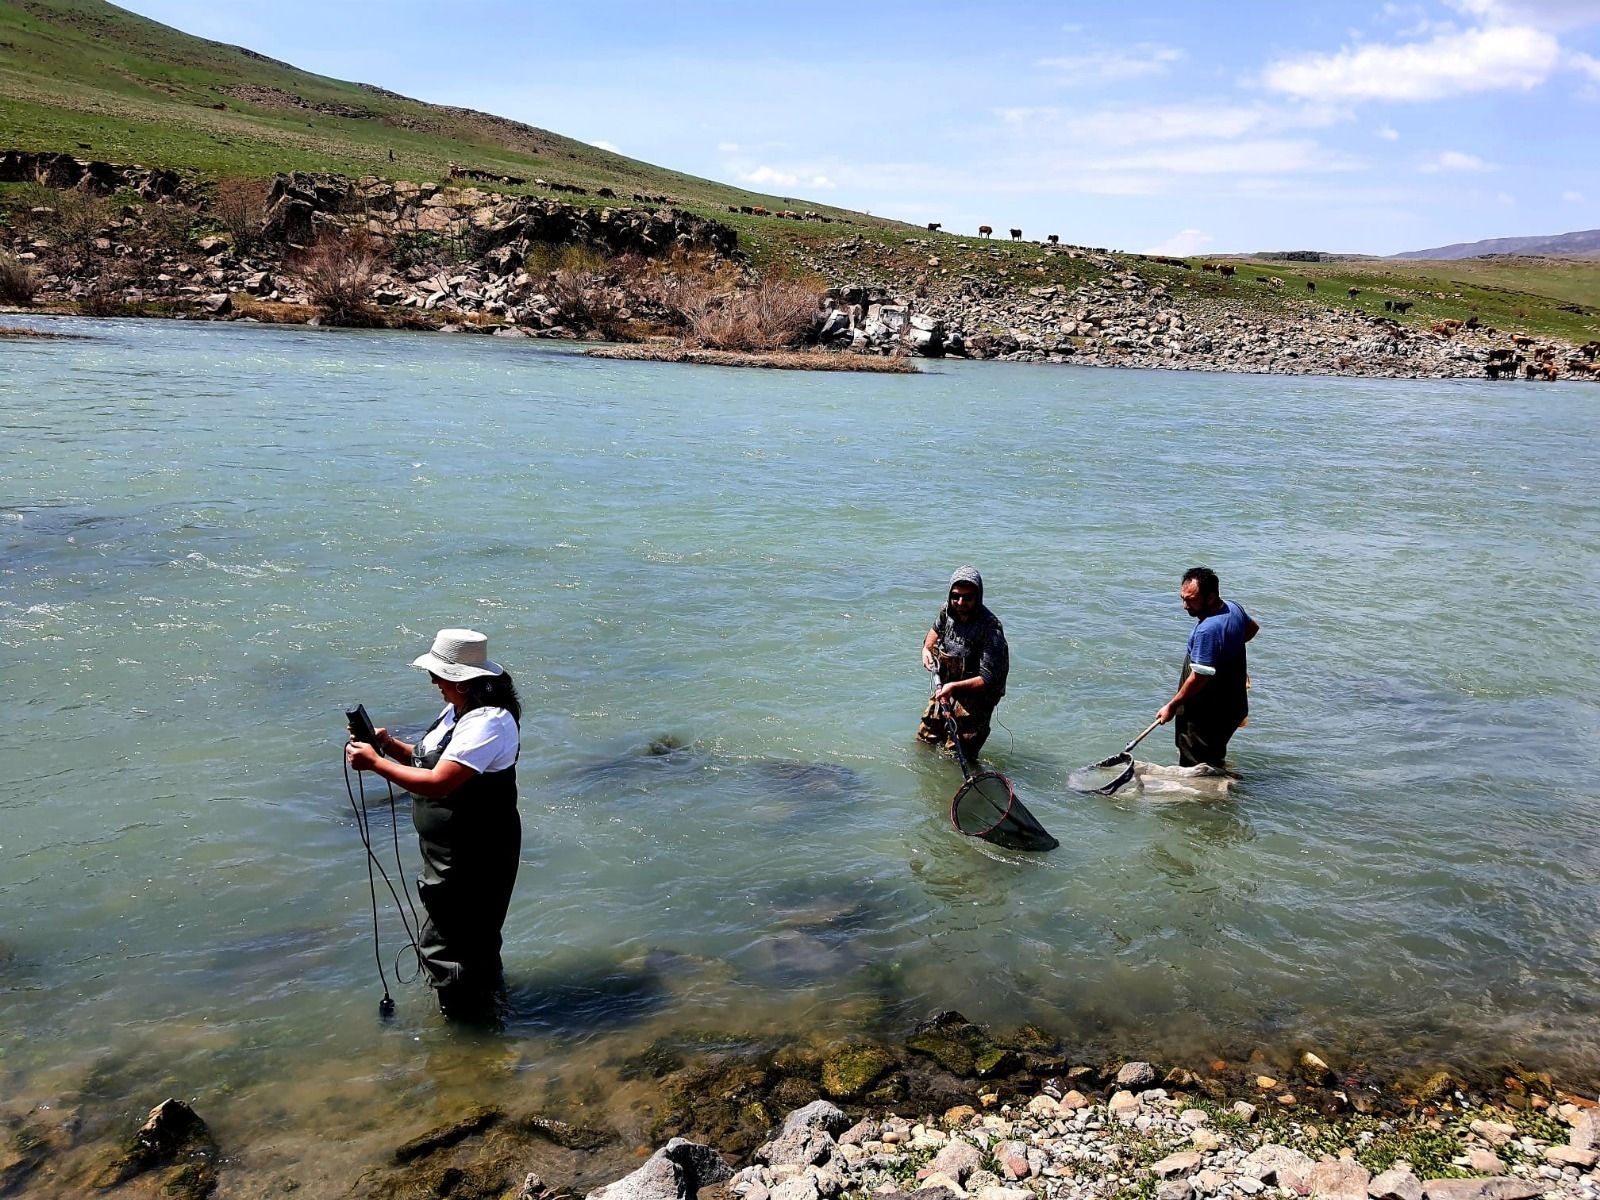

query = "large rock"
[820,1044,894,1100]
[90,1098,217,1198]
[1307,1158,1371,1200]
[1152,1151,1202,1178]
[587,1138,731,1200]
[1571,1110,1600,1153]
[1116,1061,1157,1088]
[1368,1168,1423,1200]
[929,1138,983,1184]
[1242,1144,1315,1189]
[1419,1181,1541,1200]
[757,1100,851,1167]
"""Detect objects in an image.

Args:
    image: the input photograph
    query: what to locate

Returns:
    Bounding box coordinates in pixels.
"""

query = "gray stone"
[929,1140,983,1185]
[1152,1151,1202,1178]
[1464,1150,1503,1176]
[1308,1159,1371,1200]
[1419,1181,1541,1200]
[1571,1110,1600,1153]
[772,1178,820,1200]
[1546,1146,1598,1169]
[1368,1168,1423,1200]
[1242,1144,1315,1189]
[758,1101,851,1168]
[587,1139,732,1200]
[975,1188,1033,1200]
[1155,1182,1194,1200]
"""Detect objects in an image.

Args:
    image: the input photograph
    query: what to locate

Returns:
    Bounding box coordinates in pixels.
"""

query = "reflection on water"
[1,317,1598,1192]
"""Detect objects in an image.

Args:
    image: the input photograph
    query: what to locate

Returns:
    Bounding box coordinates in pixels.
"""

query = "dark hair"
[459,671,522,725]
[1182,566,1220,597]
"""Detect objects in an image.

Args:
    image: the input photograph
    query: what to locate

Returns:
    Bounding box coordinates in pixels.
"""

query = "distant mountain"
[1391,229,1600,260]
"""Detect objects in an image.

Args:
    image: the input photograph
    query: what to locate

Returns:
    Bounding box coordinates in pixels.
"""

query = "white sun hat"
[410,628,504,681]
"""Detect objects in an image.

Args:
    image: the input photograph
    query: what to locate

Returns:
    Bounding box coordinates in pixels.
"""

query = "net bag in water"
[950,770,1060,852]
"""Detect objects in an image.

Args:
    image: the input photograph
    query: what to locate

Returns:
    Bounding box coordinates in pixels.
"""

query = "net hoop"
[949,770,1020,838]
[1075,752,1137,795]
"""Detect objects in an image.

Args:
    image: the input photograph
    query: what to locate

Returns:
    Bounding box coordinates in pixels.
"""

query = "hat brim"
[410,651,503,681]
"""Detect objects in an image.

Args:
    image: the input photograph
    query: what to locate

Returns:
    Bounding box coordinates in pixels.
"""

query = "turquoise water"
[2,317,1598,1183]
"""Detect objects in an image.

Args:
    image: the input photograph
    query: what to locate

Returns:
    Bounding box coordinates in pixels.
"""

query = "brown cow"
[979,225,992,238]
[1201,262,1218,272]
[1348,287,1360,298]
[1009,228,1022,241]
[1511,334,1534,348]
[1218,264,1235,278]
[752,206,769,216]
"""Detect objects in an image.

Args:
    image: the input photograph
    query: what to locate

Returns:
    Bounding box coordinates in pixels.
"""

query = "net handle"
[948,770,1017,838]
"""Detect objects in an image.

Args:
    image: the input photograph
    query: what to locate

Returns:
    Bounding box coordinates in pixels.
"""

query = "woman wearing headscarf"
[918,566,1009,757]
[346,628,521,1019]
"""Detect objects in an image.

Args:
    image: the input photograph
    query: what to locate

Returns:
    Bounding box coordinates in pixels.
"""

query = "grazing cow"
[928,222,941,231]
[1218,264,1235,278]
[1255,275,1271,283]
[1009,228,1022,241]
[1432,322,1453,337]
[1392,301,1413,315]
[1463,314,1480,330]
[1511,334,1534,348]
[1201,262,1218,272]
[752,206,769,216]
[597,187,616,198]
[1348,287,1360,298]
[1047,234,1059,245]
[1307,280,1316,292]
[1581,340,1600,360]
[979,225,992,238]
[1384,300,1394,312]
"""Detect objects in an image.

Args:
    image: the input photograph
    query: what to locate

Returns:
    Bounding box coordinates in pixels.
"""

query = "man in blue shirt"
[1155,566,1259,769]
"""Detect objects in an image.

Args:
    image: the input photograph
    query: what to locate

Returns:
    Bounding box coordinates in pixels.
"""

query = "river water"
[3,317,1598,1190]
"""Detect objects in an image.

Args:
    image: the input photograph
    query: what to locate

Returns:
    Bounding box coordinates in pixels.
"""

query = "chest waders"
[1175,651,1248,769]
[413,713,522,1006]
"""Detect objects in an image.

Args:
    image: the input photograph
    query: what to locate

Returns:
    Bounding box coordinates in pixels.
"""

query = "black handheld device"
[346,703,380,750]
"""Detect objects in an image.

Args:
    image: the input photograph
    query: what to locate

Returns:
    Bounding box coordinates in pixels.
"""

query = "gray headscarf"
[948,565,983,605]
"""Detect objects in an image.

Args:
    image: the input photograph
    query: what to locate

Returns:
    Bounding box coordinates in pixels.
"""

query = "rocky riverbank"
[8,1007,1597,1199]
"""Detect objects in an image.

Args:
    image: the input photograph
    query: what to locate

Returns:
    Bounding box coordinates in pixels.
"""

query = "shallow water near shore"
[3,316,1598,1190]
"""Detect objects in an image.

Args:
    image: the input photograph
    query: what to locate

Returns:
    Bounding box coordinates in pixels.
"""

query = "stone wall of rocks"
[0,149,182,200]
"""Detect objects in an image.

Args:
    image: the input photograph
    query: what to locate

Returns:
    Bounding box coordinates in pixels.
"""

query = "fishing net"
[949,770,1060,852]
[1066,756,1138,796]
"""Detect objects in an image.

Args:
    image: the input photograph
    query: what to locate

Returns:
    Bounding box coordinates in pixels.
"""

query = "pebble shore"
[715,1078,1600,1200]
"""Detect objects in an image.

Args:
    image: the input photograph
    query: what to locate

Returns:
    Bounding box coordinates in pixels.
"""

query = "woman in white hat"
[346,628,521,1020]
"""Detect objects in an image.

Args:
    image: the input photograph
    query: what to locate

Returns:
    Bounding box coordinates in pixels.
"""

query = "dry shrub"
[211,178,270,256]
[544,266,629,338]
[296,230,379,326]
[683,273,821,352]
[0,252,38,306]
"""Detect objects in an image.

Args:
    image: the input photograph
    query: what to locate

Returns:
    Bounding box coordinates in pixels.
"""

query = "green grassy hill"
[3,0,1598,345]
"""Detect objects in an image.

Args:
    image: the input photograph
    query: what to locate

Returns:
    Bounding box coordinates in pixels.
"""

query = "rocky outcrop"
[586,1138,731,1200]
[0,149,181,199]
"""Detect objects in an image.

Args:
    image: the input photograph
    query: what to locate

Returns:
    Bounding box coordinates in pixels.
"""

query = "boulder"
[1570,1111,1600,1152]
[1152,1151,1202,1178]
[1307,1158,1371,1200]
[820,1044,894,1100]
[587,1138,732,1200]
[1241,1144,1315,1189]
[929,1138,983,1184]
[1116,1062,1157,1088]
[1419,1181,1541,1200]
[757,1101,851,1167]
[90,1098,217,1198]
[1368,1167,1423,1200]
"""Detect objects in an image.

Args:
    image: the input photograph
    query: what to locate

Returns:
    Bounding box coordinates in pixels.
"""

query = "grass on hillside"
[3,0,1599,346]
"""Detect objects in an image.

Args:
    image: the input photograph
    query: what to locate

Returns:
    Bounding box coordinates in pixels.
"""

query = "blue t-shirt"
[1186,599,1251,677]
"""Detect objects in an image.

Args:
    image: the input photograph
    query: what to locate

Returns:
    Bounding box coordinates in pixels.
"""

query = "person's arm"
[346,739,477,799]
[1244,616,1260,642]
[1156,671,1207,724]
[935,674,986,702]
[922,627,940,671]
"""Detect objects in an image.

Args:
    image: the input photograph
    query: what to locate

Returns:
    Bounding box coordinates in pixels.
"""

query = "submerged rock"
[90,1098,217,1198]
[820,1044,895,1101]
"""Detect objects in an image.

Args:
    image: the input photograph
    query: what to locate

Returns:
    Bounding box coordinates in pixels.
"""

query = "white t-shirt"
[416,704,519,774]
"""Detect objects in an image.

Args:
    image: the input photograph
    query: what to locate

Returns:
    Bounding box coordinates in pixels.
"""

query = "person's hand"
[346,739,381,771]
[922,648,937,672]
[1155,703,1175,725]
[936,682,959,704]
[374,726,393,755]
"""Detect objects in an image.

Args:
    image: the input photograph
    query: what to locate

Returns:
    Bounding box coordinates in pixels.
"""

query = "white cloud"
[717,141,741,152]
[1093,139,1366,176]
[1263,24,1561,100]
[1378,124,1401,140]
[590,140,620,153]
[1144,228,1215,256]
[1050,101,1342,147]
[1444,0,1600,30]
[1419,149,1493,172]
[1569,50,1600,80]
[736,165,836,190]
[1037,44,1186,83]
[1563,189,1585,201]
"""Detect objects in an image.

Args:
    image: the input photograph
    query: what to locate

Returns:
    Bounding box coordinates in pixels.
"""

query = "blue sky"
[118,0,1600,255]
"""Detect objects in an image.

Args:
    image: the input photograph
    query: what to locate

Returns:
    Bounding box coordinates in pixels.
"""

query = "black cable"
[343,756,424,1014]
